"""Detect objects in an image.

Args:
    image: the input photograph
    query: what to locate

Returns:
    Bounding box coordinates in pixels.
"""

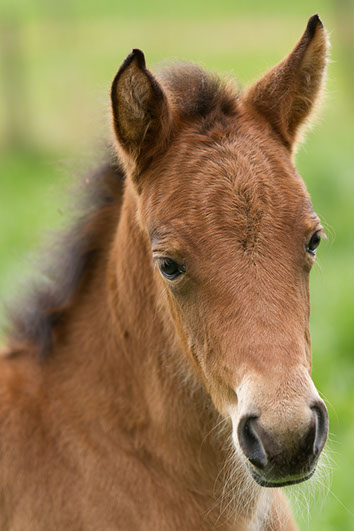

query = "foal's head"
[111,15,329,487]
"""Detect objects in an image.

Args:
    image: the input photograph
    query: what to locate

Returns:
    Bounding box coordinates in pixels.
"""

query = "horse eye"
[306,231,321,255]
[159,258,186,280]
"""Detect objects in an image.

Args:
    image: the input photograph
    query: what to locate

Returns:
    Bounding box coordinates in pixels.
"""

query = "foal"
[0,15,328,530]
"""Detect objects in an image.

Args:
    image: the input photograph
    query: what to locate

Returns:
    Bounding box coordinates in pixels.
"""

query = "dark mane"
[4,62,237,359]
[157,62,239,120]
[5,161,125,359]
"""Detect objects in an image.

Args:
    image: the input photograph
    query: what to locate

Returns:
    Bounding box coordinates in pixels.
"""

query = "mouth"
[249,467,316,488]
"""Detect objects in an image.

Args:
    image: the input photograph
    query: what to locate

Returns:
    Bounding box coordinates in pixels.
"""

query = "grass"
[0,2,353,528]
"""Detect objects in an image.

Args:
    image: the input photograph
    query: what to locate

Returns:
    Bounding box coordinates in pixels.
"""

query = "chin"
[249,467,316,488]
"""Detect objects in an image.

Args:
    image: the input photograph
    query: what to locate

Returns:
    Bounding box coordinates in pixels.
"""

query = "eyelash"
[305,231,322,255]
[157,257,186,280]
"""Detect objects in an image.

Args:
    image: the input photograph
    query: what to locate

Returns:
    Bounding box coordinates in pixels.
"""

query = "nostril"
[237,416,268,470]
[311,401,329,457]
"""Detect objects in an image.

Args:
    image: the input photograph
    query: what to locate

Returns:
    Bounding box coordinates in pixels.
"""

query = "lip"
[249,467,316,488]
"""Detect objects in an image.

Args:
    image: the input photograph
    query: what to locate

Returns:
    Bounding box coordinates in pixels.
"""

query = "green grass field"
[1,1,354,528]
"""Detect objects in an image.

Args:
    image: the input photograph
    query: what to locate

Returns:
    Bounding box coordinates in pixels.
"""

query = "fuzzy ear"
[244,15,328,150]
[111,49,170,165]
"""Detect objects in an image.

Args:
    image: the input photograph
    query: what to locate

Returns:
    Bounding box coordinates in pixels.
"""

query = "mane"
[4,160,125,359]
[157,62,239,120]
[4,62,238,359]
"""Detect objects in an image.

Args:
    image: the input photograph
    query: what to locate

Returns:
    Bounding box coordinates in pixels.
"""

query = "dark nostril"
[311,401,329,457]
[237,416,268,469]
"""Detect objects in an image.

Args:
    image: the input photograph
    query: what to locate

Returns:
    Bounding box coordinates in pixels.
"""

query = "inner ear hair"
[111,49,168,161]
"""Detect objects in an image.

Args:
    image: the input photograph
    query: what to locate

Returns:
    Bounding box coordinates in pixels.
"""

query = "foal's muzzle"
[237,400,328,487]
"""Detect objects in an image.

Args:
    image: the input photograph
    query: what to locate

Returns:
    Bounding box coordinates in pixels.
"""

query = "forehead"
[144,124,317,251]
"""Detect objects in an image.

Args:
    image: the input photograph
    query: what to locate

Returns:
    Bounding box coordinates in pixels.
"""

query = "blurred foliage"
[0,0,354,529]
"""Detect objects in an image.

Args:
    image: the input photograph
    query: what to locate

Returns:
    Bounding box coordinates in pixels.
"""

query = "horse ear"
[111,49,170,165]
[244,15,328,150]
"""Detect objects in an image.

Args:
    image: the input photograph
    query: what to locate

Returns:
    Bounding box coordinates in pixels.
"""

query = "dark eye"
[159,258,186,280]
[306,231,321,255]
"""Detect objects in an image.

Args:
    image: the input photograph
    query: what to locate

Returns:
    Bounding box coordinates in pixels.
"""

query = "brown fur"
[0,16,328,530]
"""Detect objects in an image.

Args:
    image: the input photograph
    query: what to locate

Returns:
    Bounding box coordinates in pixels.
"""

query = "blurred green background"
[0,0,353,528]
